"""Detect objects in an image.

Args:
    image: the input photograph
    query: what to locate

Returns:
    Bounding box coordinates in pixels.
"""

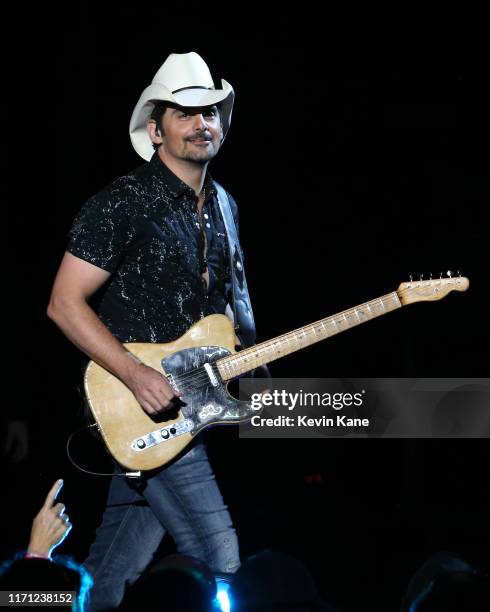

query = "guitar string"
[169,281,462,388]
[170,290,401,387]
[167,281,462,389]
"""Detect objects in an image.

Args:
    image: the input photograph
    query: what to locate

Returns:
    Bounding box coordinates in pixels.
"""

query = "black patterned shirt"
[67,152,238,343]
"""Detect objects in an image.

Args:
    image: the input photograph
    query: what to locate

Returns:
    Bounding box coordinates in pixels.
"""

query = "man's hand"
[126,363,182,416]
[28,479,72,558]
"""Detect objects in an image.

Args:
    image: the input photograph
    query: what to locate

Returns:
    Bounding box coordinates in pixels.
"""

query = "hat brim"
[129,79,234,161]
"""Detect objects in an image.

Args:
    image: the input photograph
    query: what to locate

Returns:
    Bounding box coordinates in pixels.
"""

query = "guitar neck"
[216,291,402,381]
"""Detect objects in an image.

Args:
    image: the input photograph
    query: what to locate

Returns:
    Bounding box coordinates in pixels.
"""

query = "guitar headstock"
[397,271,469,305]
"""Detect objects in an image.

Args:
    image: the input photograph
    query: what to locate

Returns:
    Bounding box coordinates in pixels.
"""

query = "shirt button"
[203,213,209,219]
[206,223,211,228]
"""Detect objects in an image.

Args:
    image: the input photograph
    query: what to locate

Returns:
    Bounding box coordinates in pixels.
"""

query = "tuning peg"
[447,270,453,278]
[456,269,463,277]
[439,271,444,279]
[419,273,424,281]
[429,272,433,280]
[409,274,413,283]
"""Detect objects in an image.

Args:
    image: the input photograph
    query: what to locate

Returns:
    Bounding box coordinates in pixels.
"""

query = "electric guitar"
[84,273,469,470]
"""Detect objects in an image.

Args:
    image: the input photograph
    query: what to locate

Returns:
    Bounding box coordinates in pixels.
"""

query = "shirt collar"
[149,151,217,201]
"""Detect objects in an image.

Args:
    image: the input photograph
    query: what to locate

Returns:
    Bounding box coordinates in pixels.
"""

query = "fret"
[217,291,403,381]
[225,360,233,378]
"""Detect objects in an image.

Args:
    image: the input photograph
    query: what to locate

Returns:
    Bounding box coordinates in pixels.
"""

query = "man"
[48,51,255,610]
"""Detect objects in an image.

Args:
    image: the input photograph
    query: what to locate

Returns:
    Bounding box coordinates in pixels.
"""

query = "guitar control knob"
[170,427,177,435]
[136,439,146,449]
[161,429,170,439]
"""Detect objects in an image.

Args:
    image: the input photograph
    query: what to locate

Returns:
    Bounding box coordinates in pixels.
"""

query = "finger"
[56,518,71,532]
[161,381,183,401]
[55,523,72,544]
[139,399,157,416]
[156,392,179,412]
[147,387,174,410]
[55,514,71,533]
[43,479,63,509]
[156,387,175,406]
[53,503,65,516]
[146,394,165,413]
[142,384,177,412]
[163,378,181,397]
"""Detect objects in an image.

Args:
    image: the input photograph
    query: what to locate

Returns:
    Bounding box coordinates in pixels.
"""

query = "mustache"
[187,132,212,142]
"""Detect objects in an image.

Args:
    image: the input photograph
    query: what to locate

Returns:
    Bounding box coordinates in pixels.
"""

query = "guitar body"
[84,314,255,471]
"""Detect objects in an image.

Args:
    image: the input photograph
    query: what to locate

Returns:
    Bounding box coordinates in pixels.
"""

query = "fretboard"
[216,291,402,381]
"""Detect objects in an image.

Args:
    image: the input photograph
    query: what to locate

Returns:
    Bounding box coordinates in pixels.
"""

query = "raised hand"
[27,479,72,558]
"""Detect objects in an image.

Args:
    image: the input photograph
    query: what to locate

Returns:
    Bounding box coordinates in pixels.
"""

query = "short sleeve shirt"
[67,152,239,343]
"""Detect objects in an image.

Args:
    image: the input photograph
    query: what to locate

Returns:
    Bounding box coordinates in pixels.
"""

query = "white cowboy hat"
[129,51,234,161]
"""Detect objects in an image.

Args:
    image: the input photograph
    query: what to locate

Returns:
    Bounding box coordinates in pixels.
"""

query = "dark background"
[3,9,489,611]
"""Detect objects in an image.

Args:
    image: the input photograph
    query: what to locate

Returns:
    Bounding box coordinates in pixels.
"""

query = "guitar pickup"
[204,363,219,387]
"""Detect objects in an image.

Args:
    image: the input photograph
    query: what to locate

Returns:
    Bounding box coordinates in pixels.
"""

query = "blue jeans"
[84,440,240,610]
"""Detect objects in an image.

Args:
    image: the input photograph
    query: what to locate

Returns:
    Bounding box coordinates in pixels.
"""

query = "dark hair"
[233,550,329,611]
[150,102,168,151]
[401,551,490,612]
[416,572,490,611]
[0,552,93,611]
[120,554,216,611]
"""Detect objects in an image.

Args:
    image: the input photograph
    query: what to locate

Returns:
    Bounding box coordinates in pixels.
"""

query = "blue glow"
[215,580,231,612]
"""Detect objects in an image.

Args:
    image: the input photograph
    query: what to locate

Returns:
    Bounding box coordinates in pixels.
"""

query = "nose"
[192,113,209,132]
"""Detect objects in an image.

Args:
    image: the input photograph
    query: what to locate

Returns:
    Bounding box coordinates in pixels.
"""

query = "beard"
[181,140,220,164]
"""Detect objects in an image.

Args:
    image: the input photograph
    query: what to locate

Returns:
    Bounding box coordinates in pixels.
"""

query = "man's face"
[156,104,223,165]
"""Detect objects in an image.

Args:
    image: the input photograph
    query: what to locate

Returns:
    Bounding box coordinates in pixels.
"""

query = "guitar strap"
[214,181,257,348]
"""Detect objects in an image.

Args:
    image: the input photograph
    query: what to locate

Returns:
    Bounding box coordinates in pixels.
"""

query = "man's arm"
[47,252,179,415]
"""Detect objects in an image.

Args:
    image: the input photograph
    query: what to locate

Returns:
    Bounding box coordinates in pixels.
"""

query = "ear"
[147,120,163,144]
